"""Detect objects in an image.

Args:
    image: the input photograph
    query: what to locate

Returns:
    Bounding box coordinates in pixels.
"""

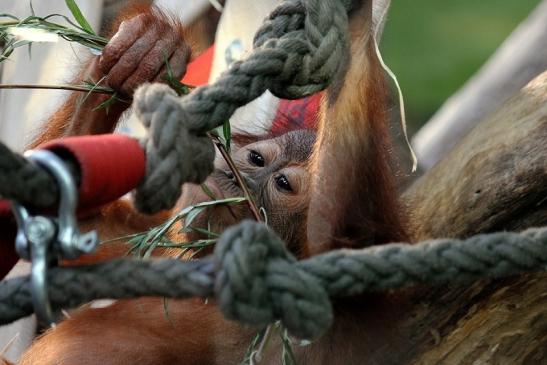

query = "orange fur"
[31,3,189,148]
[22,298,254,365]
[306,2,408,255]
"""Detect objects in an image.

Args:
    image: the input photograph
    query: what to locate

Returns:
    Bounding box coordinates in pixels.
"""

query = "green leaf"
[0,38,15,62]
[142,238,161,259]
[29,1,36,17]
[179,197,246,216]
[222,120,232,152]
[178,196,246,234]
[100,232,145,245]
[0,14,20,21]
[162,50,192,96]
[211,122,232,152]
[183,206,207,230]
[184,226,220,238]
[280,329,298,365]
[64,0,95,35]
[165,73,191,96]
[200,183,217,200]
[92,93,119,113]
[12,40,32,49]
[239,331,262,365]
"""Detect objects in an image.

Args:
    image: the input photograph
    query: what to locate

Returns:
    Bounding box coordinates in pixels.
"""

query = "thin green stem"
[0,83,114,94]
[208,132,263,222]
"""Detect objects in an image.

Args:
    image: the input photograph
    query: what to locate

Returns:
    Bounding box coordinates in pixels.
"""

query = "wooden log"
[392,71,547,364]
[406,70,547,240]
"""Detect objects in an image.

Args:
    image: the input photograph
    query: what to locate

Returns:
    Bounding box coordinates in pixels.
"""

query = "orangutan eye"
[248,150,265,167]
[275,174,292,192]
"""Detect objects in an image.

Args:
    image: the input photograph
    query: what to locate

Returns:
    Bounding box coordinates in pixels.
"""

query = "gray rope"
[0,141,58,207]
[1,222,545,339]
[215,221,332,339]
[0,259,215,326]
[133,0,352,213]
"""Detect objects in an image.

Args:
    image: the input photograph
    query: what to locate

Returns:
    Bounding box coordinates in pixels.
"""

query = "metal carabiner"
[11,150,99,325]
[11,210,57,325]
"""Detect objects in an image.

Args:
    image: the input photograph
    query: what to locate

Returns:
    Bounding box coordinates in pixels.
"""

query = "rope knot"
[214,220,332,339]
[253,0,349,99]
[133,83,215,214]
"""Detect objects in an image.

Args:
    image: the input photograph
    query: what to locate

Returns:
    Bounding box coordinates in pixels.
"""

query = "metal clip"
[11,150,99,325]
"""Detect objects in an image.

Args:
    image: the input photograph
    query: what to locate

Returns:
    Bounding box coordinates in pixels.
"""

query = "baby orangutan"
[21,1,409,364]
[185,129,316,254]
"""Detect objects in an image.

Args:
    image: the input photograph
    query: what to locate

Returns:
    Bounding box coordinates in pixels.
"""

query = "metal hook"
[27,150,98,259]
[11,150,99,325]
[22,214,56,325]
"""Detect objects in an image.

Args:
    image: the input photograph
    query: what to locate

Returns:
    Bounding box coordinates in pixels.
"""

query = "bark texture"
[399,70,547,364]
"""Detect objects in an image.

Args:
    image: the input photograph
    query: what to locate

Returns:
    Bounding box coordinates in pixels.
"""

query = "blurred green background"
[381,0,541,133]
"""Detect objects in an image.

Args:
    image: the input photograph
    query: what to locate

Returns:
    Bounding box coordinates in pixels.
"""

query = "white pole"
[412,0,547,170]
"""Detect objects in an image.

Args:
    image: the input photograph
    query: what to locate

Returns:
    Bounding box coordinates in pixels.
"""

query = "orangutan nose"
[224,170,257,192]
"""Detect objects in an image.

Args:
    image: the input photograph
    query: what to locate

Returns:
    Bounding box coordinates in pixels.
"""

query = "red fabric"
[182,46,215,87]
[271,93,322,134]
[40,134,146,213]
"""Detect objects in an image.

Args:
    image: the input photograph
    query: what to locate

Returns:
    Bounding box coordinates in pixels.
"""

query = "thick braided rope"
[0,141,58,207]
[0,259,215,326]
[133,0,351,213]
[215,221,332,339]
[1,223,545,338]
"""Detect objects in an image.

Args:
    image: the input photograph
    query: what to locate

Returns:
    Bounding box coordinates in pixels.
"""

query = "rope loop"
[253,0,349,99]
[214,220,332,339]
[133,84,215,213]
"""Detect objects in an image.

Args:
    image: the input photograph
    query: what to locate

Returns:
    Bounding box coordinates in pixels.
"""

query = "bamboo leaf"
[200,183,217,200]
[64,0,95,35]
[29,1,36,17]
[240,332,263,365]
[100,232,145,245]
[163,52,192,96]
[183,206,208,230]
[179,197,246,217]
[223,120,232,152]
[184,226,220,238]
[42,13,93,33]
[280,329,298,365]
[178,197,246,234]
[0,14,20,21]
[12,40,32,49]
[143,238,161,259]
[92,93,120,113]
